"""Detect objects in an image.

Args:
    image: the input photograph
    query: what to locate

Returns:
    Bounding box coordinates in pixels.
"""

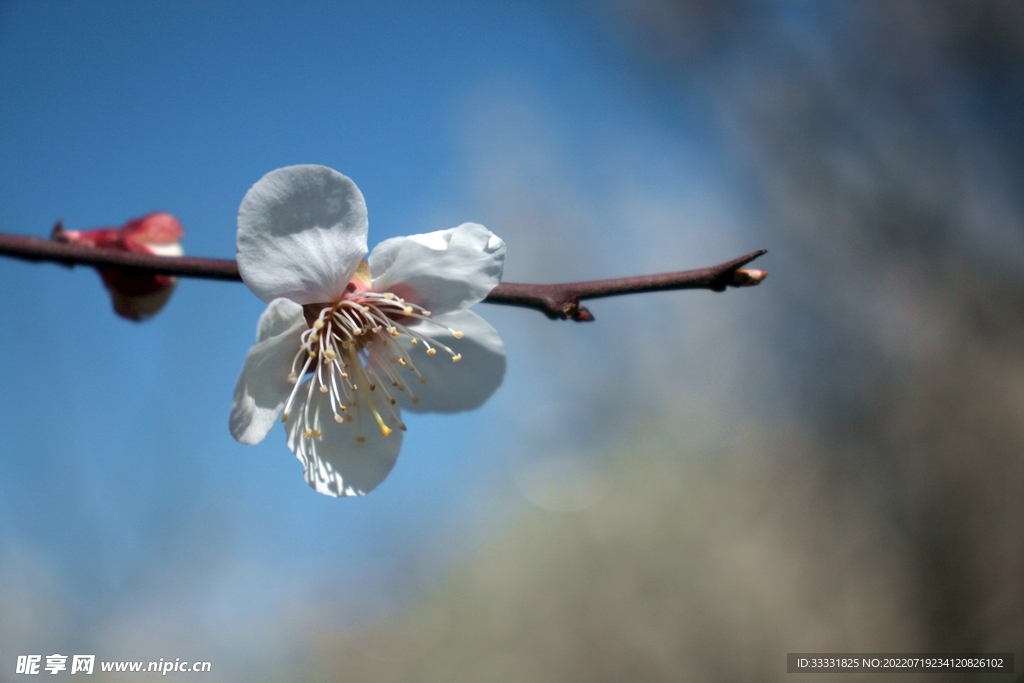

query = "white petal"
[396,309,505,413]
[285,386,402,497]
[230,302,306,445]
[237,165,369,304]
[255,297,304,342]
[368,223,505,315]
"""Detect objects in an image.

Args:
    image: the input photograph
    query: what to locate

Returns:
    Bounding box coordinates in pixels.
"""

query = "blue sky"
[0,0,766,675]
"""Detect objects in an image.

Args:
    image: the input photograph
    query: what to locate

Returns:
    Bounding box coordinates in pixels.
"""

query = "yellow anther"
[319,385,328,393]
[310,332,319,342]
[411,396,420,404]
[452,353,462,363]
[338,405,347,412]
[334,413,344,423]
[410,338,418,345]
[303,428,313,439]
[403,306,413,315]
[452,330,464,339]
[398,358,406,366]
[281,412,290,423]
[324,348,336,360]
[313,319,325,331]
[390,328,399,337]
[355,435,366,443]
[379,424,392,437]
[383,292,395,299]
[422,310,431,316]
[426,348,437,356]
[312,429,322,438]
[288,372,297,381]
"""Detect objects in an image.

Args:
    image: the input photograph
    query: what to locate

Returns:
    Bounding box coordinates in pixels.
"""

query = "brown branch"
[0,230,767,322]
[0,231,242,281]
[487,250,768,320]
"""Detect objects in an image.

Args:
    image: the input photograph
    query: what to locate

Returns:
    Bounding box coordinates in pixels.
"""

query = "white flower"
[229,165,506,497]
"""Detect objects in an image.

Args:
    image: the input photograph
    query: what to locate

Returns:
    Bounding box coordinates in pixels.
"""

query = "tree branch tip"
[731,268,769,287]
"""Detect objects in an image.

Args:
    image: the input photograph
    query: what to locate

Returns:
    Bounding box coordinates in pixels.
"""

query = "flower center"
[281,289,464,444]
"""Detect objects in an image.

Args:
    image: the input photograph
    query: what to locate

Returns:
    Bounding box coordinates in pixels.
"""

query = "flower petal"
[285,387,403,497]
[255,297,304,343]
[368,223,505,315]
[230,300,307,445]
[396,308,506,413]
[237,165,369,304]
[122,212,184,247]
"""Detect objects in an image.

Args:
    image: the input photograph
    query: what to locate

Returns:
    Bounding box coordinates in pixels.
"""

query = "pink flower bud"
[56,212,184,321]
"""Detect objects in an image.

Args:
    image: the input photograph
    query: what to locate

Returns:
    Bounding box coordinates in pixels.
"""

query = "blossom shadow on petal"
[285,386,403,497]
[395,309,506,414]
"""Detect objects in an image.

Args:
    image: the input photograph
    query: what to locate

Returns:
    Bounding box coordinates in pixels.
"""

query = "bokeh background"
[1,1,1022,681]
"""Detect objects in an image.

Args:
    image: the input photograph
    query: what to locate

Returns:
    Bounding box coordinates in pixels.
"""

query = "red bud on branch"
[52,213,184,321]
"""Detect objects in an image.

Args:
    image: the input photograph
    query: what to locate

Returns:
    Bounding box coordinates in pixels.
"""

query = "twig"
[0,230,767,322]
[487,250,768,320]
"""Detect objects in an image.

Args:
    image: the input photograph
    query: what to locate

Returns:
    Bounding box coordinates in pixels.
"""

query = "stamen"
[287,285,470,447]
